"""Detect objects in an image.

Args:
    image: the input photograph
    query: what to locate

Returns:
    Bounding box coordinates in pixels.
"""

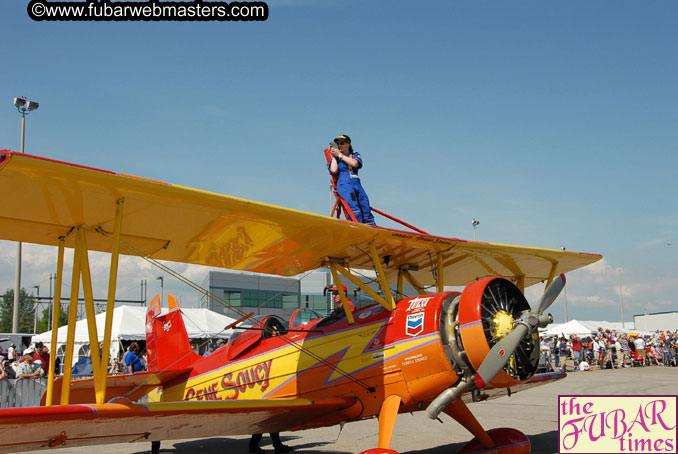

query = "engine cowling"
[440,277,540,388]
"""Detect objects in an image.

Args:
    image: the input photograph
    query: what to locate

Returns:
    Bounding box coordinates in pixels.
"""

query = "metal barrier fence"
[0,378,47,408]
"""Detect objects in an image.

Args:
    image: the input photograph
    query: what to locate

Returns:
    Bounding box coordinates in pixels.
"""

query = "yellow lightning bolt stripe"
[154,321,439,402]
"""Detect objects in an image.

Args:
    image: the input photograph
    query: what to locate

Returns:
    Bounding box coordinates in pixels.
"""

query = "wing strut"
[327,260,393,313]
[368,242,396,310]
[97,198,124,403]
[45,238,65,406]
[48,199,125,405]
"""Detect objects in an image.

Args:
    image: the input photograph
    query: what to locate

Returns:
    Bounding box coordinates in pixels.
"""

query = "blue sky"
[1,0,676,324]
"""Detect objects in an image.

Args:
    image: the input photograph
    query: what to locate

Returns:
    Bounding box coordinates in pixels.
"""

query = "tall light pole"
[618,269,625,328]
[157,276,164,304]
[33,285,40,333]
[12,97,39,333]
[141,279,147,305]
[472,218,479,241]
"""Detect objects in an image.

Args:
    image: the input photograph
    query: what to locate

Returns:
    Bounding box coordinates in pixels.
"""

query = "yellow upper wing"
[0,151,601,287]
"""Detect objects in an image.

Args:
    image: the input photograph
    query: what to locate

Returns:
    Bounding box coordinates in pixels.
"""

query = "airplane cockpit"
[261,315,288,338]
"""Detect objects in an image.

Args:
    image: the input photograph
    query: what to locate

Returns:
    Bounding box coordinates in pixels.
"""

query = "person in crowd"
[634,335,646,366]
[570,334,583,370]
[123,342,143,374]
[592,337,601,367]
[578,359,592,371]
[203,343,217,357]
[558,337,569,372]
[619,334,630,368]
[34,342,50,375]
[598,337,609,369]
[15,349,44,379]
[109,354,125,374]
[328,134,376,225]
[7,343,16,364]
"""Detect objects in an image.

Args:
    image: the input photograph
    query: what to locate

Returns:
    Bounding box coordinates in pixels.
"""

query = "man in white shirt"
[634,336,646,365]
[15,349,44,379]
[7,344,16,363]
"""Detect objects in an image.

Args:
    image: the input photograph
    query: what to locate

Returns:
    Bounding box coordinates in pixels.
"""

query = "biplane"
[0,150,602,454]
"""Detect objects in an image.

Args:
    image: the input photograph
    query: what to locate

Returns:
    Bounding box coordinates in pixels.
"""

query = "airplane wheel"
[151,441,160,454]
[459,428,530,453]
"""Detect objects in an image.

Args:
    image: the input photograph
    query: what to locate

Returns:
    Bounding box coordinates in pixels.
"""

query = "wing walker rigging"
[0,150,602,454]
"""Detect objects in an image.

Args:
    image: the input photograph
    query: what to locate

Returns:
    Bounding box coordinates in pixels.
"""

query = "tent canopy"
[32,306,236,345]
[542,320,653,338]
[543,320,624,338]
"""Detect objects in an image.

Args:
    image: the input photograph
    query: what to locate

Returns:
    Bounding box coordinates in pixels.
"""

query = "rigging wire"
[96,228,376,395]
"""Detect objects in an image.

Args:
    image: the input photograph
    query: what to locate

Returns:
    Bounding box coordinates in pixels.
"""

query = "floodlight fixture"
[14,96,39,116]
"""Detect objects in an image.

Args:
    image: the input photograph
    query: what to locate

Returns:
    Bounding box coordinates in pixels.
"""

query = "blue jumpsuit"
[331,151,375,225]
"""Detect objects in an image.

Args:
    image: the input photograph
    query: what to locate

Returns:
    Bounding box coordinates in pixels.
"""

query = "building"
[198,268,411,321]
[633,311,678,332]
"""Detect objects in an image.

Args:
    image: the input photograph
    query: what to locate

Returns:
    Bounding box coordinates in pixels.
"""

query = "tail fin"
[146,294,201,371]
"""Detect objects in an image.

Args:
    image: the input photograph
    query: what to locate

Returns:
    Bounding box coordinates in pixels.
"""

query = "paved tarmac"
[14,367,678,454]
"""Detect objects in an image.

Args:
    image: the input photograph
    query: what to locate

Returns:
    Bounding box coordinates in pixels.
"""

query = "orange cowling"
[457,277,538,388]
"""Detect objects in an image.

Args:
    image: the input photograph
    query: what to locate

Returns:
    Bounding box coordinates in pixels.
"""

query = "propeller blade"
[473,325,529,388]
[535,273,566,315]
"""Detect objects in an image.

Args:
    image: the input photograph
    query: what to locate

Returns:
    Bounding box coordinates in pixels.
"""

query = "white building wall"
[633,312,678,331]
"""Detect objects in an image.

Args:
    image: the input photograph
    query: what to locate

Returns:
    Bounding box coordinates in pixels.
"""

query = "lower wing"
[0,396,356,453]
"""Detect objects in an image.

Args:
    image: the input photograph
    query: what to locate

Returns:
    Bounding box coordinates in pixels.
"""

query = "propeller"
[425,274,565,420]
[473,273,564,389]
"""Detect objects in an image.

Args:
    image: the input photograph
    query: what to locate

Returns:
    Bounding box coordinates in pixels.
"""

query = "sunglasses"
[331,291,339,295]
[336,140,347,145]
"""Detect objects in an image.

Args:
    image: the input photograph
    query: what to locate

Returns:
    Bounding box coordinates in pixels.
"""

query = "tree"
[0,288,36,333]
[36,305,69,334]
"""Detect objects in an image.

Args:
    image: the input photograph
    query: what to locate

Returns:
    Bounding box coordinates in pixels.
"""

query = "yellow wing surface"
[0,151,601,287]
[0,397,356,453]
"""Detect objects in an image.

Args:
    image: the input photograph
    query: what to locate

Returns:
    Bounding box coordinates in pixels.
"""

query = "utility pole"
[157,276,164,304]
[619,269,625,328]
[33,285,40,333]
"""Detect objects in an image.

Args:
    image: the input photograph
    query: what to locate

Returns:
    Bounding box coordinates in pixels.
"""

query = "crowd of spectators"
[0,337,229,381]
[540,328,678,372]
[0,342,52,380]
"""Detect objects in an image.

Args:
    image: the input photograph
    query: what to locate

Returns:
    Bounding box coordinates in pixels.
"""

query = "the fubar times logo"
[559,395,677,453]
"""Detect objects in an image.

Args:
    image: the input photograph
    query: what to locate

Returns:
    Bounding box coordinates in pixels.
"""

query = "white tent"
[542,319,648,338]
[32,306,236,367]
[543,320,601,337]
